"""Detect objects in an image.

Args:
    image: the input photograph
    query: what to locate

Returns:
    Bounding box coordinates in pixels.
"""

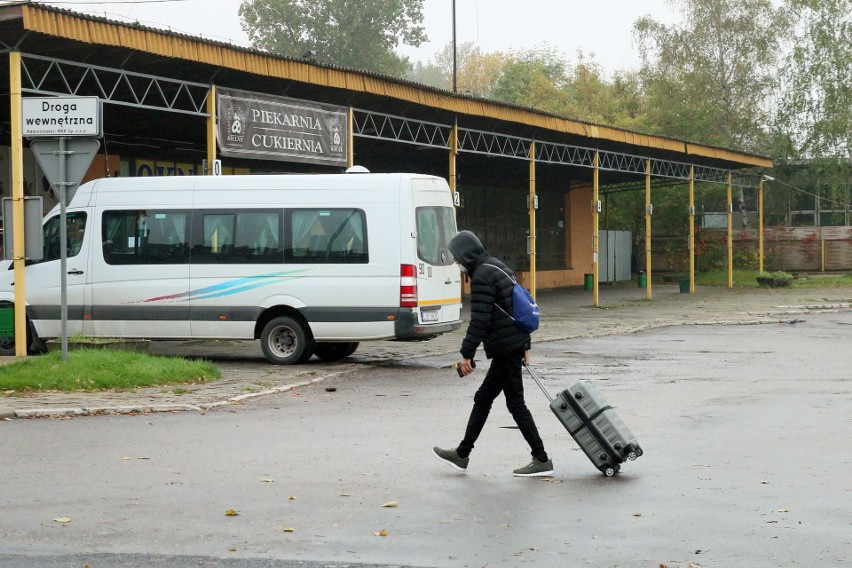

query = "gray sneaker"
[513,458,554,477]
[432,446,469,472]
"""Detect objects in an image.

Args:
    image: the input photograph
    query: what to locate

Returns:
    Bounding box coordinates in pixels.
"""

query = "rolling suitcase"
[525,364,643,476]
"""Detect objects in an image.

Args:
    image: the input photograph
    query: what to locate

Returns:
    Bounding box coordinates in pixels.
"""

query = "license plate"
[421,310,439,322]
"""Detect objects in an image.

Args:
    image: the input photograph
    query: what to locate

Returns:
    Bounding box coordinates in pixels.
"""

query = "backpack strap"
[482,263,516,284]
[482,263,516,320]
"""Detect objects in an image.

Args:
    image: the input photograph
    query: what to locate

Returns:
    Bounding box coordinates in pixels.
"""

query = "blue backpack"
[484,264,540,333]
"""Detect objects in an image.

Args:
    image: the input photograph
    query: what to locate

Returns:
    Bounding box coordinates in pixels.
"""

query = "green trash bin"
[637,271,647,288]
[583,273,594,291]
[679,277,691,293]
[0,306,13,338]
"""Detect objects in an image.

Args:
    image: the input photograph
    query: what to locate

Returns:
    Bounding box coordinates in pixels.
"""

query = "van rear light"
[400,264,418,307]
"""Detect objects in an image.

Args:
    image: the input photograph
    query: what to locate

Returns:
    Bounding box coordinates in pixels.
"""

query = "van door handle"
[445,278,452,284]
[68,269,84,275]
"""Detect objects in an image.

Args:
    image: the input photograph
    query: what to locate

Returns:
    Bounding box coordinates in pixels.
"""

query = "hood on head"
[448,230,485,270]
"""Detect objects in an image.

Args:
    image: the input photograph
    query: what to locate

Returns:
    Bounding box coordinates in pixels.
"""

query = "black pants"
[457,350,548,462]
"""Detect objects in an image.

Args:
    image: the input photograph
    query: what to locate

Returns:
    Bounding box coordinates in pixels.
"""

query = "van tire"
[314,342,359,362]
[260,316,314,365]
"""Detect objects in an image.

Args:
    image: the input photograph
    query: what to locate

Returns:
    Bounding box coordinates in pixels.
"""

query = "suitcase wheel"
[627,444,643,460]
[603,465,616,477]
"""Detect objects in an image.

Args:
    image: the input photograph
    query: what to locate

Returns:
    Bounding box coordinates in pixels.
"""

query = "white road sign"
[22,96,102,137]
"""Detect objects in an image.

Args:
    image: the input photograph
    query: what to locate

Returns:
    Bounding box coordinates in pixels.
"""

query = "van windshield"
[415,206,456,266]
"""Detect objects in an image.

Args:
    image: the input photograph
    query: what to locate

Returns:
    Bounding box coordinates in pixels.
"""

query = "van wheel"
[314,342,359,362]
[260,316,314,365]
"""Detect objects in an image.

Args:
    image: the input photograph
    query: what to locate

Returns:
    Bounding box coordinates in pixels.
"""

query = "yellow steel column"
[758,178,765,273]
[592,151,600,306]
[689,165,695,293]
[347,107,355,168]
[529,141,536,299]
[449,122,458,200]
[645,158,652,300]
[10,52,26,356]
[727,172,733,288]
[206,84,216,174]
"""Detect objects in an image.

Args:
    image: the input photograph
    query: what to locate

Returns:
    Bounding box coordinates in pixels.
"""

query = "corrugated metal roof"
[17,1,772,169]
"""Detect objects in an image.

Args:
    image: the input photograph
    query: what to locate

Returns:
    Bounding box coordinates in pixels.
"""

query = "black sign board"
[217,88,348,167]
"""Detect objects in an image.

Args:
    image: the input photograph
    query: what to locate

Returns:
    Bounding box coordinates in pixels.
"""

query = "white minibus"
[0,172,462,364]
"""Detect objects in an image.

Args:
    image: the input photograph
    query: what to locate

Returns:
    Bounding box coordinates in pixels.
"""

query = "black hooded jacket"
[448,230,531,359]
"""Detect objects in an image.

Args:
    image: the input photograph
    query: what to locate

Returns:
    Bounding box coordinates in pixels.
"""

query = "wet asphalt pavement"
[1,285,851,567]
[2,284,850,418]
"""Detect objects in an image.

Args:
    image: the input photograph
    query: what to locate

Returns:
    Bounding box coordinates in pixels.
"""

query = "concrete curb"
[8,370,350,419]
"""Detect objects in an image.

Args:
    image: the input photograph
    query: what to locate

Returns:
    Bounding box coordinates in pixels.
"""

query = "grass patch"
[0,349,220,394]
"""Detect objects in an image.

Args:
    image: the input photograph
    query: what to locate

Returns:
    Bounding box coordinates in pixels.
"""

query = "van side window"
[285,208,368,264]
[41,212,87,262]
[416,206,455,266]
[193,210,282,264]
[102,210,189,265]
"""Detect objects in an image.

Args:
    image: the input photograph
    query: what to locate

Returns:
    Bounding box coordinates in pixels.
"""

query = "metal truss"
[536,142,596,168]
[13,53,761,187]
[457,127,531,159]
[650,158,692,181]
[19,53,210,116]
[353,108,452,149]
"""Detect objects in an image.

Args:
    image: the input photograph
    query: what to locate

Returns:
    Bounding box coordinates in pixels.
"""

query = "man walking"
[433,230,553,477]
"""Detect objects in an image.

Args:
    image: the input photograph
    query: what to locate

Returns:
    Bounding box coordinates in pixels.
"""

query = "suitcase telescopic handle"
[523,364,554,403]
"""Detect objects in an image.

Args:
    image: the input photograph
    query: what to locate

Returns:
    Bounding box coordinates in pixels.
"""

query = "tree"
[405,42,505,96]
[433,41,506,97]
[775,0,852,159]
[239,0,427,76]
[634,0,791,152]
[490,45,571,114]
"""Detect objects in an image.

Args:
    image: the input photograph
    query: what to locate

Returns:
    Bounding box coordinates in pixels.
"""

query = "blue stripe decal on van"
[136,269,309,304]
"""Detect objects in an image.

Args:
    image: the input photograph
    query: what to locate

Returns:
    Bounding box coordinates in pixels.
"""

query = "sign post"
[23,96,102,361]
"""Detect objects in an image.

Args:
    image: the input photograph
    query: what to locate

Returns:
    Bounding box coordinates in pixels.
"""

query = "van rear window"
[193,211,282,264]
[416,206,456,266]
[284,208,368,264]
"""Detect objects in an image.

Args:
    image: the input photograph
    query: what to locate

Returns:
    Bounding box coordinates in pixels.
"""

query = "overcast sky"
[44,0,678,73]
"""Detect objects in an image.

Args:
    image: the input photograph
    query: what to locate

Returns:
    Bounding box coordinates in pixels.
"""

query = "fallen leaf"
[339,493,351,497]
[280,526,295,533]
[373,529,388,537]
[137,457,150,460]
[761,481,770,484]
[777,508,790,512]
[260,477,274,483]
[632,512,642,517]
[53,517,72,523]
[288,496,297,500]
[228,547,237,552]
[382,501,398,508]
[225,509,240,516]
[122,457,130,461]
